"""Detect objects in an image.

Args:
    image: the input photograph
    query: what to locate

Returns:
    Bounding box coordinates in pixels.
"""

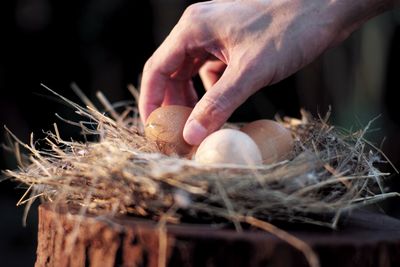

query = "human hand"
[139,0,393,146]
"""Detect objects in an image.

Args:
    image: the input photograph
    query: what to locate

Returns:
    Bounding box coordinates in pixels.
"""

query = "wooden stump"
[36,204,400,267]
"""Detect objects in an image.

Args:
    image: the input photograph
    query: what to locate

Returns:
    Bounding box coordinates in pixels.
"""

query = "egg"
[240,119,294,164]
[194,129,262,165]
[144,105,194,157]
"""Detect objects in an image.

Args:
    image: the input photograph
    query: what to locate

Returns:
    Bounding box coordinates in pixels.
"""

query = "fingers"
[139,34,209,122]
[162,80,198,107]
[199,60,226,90]
[139,41,186,123]
[183,80,199,107]
[139,8,208,122]
[139,3,211,123]
[183,63,258,146]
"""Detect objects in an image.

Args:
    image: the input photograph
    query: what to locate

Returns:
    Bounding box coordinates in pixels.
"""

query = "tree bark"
[35,203,400,267]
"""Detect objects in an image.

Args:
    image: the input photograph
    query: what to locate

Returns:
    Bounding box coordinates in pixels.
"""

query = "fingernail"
[183,119,208,146]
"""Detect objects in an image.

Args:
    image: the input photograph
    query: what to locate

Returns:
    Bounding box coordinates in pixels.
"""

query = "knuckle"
[178,3,211,44]
[143,57,154,73]
[200,93,230,120]
[183,3,203,20]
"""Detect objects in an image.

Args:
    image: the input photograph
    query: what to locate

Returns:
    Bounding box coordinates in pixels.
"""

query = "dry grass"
[3,84,399,267]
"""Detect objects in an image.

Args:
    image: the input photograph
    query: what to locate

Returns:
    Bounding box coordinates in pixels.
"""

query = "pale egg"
[240,119,294,164]
[194,129,262,165]
[144,105,194,157]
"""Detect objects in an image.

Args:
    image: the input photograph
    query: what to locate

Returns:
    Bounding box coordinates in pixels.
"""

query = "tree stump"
[36,203,400,267]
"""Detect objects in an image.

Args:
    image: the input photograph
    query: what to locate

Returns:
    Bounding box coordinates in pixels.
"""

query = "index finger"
[139,31,188,123]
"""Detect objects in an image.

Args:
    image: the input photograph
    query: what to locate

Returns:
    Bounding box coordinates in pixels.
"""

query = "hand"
[139,0,394,146]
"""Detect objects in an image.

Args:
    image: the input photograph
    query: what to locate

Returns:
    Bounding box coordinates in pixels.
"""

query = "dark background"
[1,1,400,266]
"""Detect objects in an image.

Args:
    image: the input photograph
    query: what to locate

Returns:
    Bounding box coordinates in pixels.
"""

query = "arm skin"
[139,0,399,146]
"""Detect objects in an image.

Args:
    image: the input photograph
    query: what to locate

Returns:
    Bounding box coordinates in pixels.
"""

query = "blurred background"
[1,1,399,266]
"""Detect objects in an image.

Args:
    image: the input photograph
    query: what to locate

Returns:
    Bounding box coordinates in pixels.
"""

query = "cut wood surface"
[36,204,400,267]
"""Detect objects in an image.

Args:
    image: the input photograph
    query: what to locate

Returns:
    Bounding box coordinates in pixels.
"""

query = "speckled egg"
[144,105,194,157]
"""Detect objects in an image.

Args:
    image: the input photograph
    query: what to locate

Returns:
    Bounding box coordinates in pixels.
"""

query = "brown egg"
[240,119,294,164]
[144,105,194,157]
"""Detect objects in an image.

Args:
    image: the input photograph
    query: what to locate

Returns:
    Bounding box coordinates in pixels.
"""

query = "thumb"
[183,64,255,146]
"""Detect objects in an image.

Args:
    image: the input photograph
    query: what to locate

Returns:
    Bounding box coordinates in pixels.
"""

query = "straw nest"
[4,85,396,225]
[3,85,398,267]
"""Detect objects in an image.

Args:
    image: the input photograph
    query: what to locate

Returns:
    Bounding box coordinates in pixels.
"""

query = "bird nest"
[3,86,398,266]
